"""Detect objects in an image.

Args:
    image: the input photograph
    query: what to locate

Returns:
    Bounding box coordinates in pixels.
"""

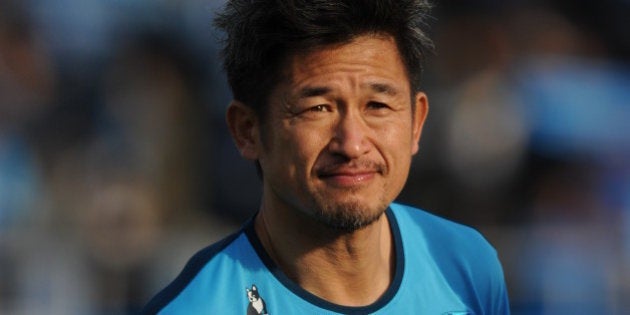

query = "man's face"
[244,34,427,231]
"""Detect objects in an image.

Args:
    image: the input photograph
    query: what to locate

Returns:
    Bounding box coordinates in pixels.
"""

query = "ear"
[226,101,261,160]
[411,92,429,155]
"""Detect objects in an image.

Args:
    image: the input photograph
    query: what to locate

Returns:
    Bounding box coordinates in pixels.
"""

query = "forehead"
[280,34,410,93]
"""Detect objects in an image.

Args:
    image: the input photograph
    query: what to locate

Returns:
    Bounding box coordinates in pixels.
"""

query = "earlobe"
[411,92,429,155]
[226,101,261,160]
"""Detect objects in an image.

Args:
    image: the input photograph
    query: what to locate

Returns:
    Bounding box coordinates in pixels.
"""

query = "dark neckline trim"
[244,208,404,314]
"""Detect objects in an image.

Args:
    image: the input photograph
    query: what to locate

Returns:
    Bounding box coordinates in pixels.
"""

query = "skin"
[227,34,429,306]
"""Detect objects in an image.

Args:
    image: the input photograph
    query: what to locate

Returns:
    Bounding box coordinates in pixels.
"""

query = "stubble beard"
[305,160,394,232]
[308,187,390,233]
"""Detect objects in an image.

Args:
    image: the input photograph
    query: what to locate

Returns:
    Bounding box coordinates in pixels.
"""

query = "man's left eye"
[367,101,389,109]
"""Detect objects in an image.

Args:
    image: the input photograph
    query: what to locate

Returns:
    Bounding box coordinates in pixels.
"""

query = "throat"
[254,209,396,306]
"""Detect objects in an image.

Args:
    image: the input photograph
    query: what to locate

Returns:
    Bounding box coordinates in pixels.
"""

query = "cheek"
[378,120,414,147]
[292,130,329,167]
[271,126,328,175]
[377,122,415,167]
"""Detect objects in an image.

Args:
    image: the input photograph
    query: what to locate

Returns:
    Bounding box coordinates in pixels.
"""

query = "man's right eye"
[309,105,331,112]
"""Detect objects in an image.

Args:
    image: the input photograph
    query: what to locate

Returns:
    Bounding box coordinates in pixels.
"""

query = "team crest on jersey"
[246,284,269,315]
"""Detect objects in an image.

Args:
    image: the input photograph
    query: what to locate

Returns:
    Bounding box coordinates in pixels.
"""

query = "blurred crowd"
[0,0,628,314]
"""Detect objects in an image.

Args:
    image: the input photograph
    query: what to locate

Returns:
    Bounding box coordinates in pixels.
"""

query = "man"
[143,0,510,314]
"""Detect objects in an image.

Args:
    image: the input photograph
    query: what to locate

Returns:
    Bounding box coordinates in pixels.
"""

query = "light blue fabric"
[144,203,509,314]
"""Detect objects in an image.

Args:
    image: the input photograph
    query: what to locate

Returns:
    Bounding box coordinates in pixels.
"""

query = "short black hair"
[214,0,434,116]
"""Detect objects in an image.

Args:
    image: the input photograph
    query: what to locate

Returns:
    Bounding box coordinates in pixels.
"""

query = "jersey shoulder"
[390,202,510,314]
[390,202,496,257]
[141,228,245,314]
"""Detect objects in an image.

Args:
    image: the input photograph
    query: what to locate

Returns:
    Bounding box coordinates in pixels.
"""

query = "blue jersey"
[143,203,510,314]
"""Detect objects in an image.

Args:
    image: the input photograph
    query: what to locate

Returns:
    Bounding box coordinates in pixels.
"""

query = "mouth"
[316,162,384,187]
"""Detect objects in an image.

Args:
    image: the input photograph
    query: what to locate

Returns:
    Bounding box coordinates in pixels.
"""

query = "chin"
[311,199,388,233]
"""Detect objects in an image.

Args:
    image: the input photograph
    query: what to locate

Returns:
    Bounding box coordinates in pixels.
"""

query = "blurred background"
[0,0,628,314]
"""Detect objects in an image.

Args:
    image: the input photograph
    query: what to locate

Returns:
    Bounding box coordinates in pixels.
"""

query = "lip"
[317,170,378,187]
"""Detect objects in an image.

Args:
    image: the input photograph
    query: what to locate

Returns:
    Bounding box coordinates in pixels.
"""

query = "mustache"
[315,160,386,176]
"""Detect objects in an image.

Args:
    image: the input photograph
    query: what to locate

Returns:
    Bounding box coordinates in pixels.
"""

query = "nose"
[328,111,372,159]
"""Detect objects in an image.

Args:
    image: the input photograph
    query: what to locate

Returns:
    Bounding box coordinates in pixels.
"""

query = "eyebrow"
[368,82,399,96]
[296,82,399,98]
[298,86,331,98]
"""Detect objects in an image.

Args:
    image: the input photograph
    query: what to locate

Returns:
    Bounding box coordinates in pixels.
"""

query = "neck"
[255,202,394,306]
